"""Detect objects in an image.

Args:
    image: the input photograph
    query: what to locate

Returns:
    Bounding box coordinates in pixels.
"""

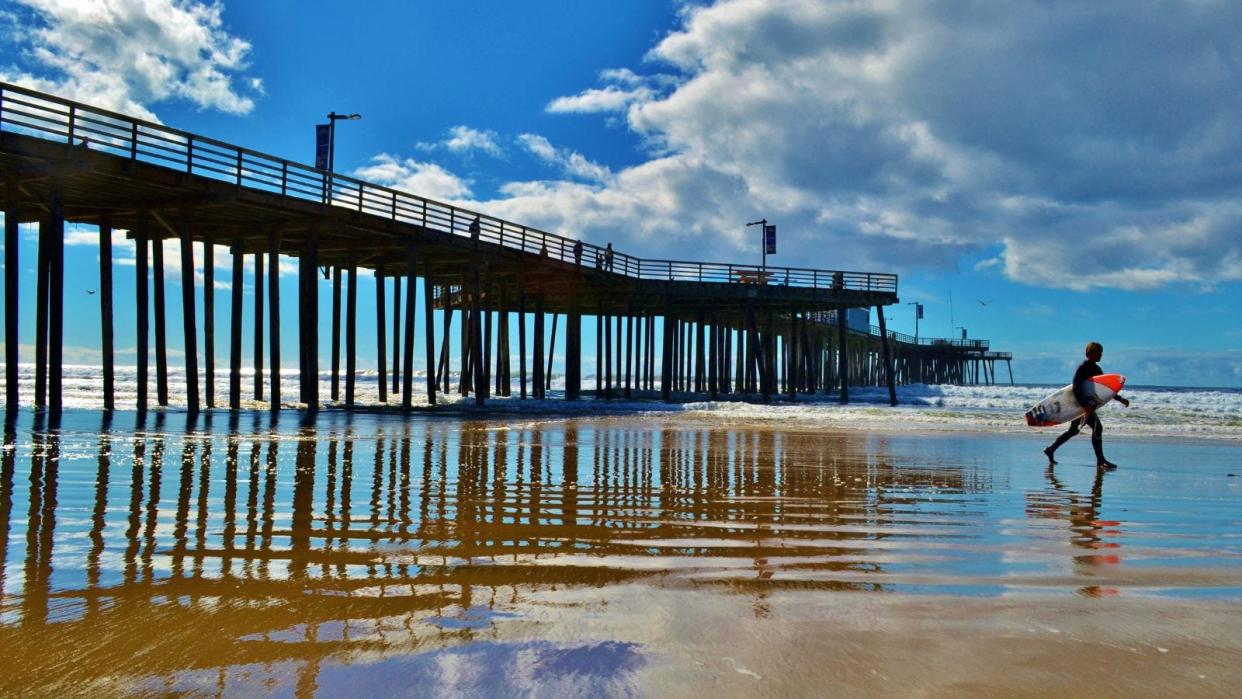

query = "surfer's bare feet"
[1098,460,1118,470]
[1044,447,1057,464]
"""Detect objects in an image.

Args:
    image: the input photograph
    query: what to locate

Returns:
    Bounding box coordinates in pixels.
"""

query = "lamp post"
[326,111,362,173]
[745,219,774,276]
[906,301,922,343]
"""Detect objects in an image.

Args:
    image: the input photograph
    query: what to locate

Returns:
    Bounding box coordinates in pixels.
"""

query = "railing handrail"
[0,81,898,294]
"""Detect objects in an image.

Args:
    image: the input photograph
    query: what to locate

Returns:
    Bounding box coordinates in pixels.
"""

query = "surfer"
[1044,342,1130,469]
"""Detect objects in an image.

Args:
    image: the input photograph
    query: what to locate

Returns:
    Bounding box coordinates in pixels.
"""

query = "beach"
[0,406,1238,696]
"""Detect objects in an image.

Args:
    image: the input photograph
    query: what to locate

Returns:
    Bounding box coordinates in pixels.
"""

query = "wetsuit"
[1049,360,1105,462]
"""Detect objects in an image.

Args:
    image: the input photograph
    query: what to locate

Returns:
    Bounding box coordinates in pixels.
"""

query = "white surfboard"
[1024,374,1126,427]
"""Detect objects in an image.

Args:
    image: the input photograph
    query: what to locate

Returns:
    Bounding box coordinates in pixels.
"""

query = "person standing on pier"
[469,216,480,242]
[574,240,584,267]
[1044,342,1130,469]
[605,243,614,271]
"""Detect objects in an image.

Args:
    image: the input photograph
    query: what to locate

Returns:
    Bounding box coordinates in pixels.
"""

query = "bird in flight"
[977,299,991,306]
[86,289,97,295]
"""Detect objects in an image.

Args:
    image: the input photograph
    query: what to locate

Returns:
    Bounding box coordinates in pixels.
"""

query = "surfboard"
[1024,374,1126,427]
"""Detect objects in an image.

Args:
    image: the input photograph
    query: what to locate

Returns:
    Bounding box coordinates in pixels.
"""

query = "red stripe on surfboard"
[1091,374,1126,393]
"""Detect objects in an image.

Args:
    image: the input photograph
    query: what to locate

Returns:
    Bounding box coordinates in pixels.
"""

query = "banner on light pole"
[763,224,776,255]
[315,124,331,170]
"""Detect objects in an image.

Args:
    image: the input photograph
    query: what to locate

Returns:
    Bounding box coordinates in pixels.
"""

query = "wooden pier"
[0,83,1004,419]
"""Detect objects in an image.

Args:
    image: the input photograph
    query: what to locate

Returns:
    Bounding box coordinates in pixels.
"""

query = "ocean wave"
[1,365,1237,439]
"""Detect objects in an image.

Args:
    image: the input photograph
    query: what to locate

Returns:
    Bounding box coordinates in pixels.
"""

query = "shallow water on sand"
[1,409,1239,696]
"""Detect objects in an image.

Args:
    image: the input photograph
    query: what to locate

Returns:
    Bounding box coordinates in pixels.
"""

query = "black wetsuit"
[1050,360,1105,462]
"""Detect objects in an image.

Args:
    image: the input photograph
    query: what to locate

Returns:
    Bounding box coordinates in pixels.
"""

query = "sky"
[1,0,1240,387]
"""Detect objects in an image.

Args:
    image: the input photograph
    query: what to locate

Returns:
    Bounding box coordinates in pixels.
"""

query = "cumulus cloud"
[353,154,474,202]
[418,125,505,158]
[0,0,261,121]
[471,0,1242,288]
[517,134,612,184]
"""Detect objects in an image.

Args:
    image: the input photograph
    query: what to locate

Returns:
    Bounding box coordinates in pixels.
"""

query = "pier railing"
[0,82,897,294]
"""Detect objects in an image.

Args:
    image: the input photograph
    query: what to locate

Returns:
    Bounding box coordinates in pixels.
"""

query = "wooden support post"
[375,264,387,403]
[423,265,436,405]
[392,273,402,396]
[34,211,48,408]
[203,240,214,409]
[594,305,601,399]
[267,230,281,410]
[837,305,849,404]
[3,180,17,409]
[47,178,64,417]
[566,304,581,400]
[403,248,417,408]
[178,210,199,414]
[708,307,718,401]
[331,266,341,401]
[345,258,357,407]
[438,284,451,393]
[229,240,243,409]
[518,292,527,399]
[546,313,558,393]
[533,296,545,400]
[625,310,634,399]
[746,303,763,400]
[472,266,485,406]
[877,305,897,406]
[99,216,115,411]
[459,277,471,395]
[303,229,320,411]
[661,305,673,402]
[602,307,611,399]
[135,215,149,412]
[253,251,264,401]
[153,231,169,407]
[484,292,493,399]
[696,309,706,394]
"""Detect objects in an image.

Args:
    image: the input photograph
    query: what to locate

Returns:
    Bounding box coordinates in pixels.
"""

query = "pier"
[0,83,1004,418]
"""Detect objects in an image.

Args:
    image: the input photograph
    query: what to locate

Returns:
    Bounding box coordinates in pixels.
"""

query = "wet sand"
[0,409,1238,696]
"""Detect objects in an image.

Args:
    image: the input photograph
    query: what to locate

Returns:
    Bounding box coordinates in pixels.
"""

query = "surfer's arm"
[1116,394,1130,407]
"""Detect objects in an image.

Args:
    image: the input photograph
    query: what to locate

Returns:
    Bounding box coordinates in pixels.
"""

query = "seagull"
[977,299,992,306]
[86,289,97,295]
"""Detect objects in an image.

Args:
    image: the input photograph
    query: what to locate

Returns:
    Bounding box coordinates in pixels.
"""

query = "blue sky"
[1,0,1240,387]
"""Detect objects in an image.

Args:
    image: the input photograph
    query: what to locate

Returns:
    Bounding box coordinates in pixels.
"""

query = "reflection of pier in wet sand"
[2,413,1240,694]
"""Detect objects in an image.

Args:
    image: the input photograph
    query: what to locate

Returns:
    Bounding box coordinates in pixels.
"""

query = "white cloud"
[417,125,505,158]
[353,154,474,202]
[479,0,1242,289]
[1,0,261,121]
[517,134,612,185]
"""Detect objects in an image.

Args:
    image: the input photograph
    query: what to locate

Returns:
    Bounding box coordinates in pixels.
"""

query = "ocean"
[2,363,1239,440]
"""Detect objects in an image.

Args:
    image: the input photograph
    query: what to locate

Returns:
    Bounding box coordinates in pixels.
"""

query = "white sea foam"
[2,365,1238,440]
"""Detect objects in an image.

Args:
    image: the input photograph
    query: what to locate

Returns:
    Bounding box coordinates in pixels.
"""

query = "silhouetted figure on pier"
[605,243,614,271]
[574,240,584,266]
